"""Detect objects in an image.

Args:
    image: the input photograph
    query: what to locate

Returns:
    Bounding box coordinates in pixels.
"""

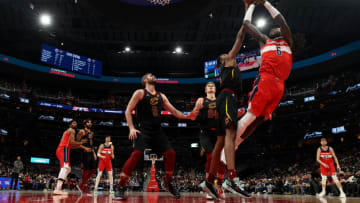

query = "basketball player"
[199,5,250,200]
[317,138,346,198]
[94,136,115,195]
[114,73,196,200]
[235,0,293,149]
[53,120,90,195]
[77,119,97,194]
[189,82,227,199]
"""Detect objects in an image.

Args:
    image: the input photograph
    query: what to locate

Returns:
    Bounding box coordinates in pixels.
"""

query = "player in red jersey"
[316,138,346,198]
[53,120,89,195]
[235,0,293,148]
[94,136,115,195]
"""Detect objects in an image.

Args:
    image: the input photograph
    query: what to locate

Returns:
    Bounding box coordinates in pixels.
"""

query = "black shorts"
[134,128,172,153]
[81,151,97,170]
[217,90,238,134]
[199,129,218,153]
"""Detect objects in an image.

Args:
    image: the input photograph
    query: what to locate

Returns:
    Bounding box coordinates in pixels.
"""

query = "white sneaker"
[206,193,213,200]
[339,192,346,198]
[317,191,326,197]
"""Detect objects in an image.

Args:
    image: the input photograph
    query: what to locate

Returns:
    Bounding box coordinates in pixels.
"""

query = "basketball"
[244,0,256,4]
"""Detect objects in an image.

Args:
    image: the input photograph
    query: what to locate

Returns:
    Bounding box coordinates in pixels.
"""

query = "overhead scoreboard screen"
[40,44,103,77]
[204,49,261,78]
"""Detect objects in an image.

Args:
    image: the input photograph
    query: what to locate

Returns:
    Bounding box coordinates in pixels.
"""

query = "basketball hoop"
[148,0,171,6]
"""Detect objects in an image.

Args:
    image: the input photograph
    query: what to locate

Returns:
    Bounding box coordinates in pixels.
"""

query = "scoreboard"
[40,44,103,77]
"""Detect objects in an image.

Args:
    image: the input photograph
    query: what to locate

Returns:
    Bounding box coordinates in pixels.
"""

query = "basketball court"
[0,191,358,203]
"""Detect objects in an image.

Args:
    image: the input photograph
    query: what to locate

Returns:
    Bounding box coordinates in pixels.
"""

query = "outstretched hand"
[186,110,199,121]
[129,128,141,140]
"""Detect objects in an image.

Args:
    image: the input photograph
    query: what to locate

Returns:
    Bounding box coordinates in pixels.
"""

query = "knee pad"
[332,175,339,184]
[321,175,327,185]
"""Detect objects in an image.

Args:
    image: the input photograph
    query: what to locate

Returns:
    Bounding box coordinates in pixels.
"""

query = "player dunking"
[235,0,293,149]
[77,119,97,195]
[114,73,195,200]
[189,82,227,199]
[316,138,346,198]
[94,136,115,195]
[53,120,88,195]
[199,5,249,200]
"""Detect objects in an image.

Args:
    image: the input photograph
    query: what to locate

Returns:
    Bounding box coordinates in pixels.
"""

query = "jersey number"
[208,109,218,119]
[276,47,282,56]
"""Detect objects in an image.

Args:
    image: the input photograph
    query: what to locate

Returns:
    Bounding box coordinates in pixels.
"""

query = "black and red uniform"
[199,98,219,153]
[217,65,242,134]
[134,89,172,152]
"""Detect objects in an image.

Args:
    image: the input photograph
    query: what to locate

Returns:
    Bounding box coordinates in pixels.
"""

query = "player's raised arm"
[330,147,341,171]
[243,2,268,47]
[188,98,204,120]
[125,89,144,140]
[97,144,105,159]
[227,25,247,60]
[316,148,329,168]
[261,0,293,47]
[161,93,189,119]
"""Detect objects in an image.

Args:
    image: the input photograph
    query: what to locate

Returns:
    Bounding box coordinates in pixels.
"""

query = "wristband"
[264,1,280,19]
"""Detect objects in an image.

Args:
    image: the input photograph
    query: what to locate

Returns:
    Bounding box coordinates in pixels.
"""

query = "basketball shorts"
[321,163,336,176]
[81,150,97,170]
[248,74,284,120]
[134,127,172,153]
[217,90,238,134]
[199,129,218,153]
[56,146,70,168]
[98,159,113,172]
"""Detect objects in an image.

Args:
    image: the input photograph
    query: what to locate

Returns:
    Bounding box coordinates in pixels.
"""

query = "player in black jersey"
[190,82,227,199]
[200,5,250,200]
[76,119,97,195]
[114,73,196,200]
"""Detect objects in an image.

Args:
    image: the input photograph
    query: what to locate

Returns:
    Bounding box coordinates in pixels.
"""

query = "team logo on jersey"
[209,102,216,109]
[150,97,159,106]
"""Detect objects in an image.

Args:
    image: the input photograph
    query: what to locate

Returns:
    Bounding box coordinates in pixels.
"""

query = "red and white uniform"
[56,129,71,168]
[319,146,336,176]
[249,37,292,120]
[98,143,113,172]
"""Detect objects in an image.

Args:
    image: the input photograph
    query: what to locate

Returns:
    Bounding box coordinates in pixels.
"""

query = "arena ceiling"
[1,0,360,78]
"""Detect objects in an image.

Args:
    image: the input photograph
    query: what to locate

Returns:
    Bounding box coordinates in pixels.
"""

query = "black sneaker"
[165,181,180,199]
[114,186,127,200]
[223,178,250,197]
[199,180,221,201]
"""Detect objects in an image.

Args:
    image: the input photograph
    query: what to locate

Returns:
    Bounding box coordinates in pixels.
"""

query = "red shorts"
[56,147,70,168]
[321,163,336,176]
[248,74,284,120]
[98,159,112,172]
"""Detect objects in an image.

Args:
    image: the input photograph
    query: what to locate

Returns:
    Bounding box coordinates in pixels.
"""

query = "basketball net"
[151,157,156,166]
[148,0,171,6]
